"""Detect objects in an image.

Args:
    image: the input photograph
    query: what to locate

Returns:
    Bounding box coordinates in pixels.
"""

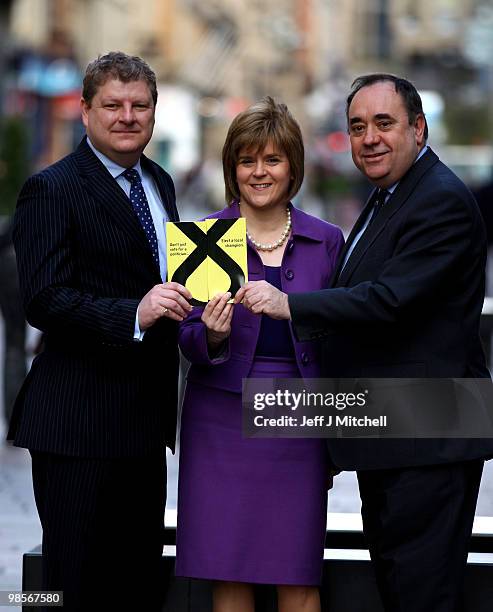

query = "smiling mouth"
[250,183,272,190]
[364,152,387,160]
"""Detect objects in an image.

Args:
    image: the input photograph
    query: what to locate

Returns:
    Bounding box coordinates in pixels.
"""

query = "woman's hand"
[202,292,234,349]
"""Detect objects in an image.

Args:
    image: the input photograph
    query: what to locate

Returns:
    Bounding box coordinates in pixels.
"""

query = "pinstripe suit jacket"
[8,137,180,457]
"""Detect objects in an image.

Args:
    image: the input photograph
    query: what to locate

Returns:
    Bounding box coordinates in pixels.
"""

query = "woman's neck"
[239,201,288,235]
[239,201,291,266]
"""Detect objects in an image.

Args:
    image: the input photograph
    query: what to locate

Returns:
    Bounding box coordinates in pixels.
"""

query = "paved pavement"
[1,313,492,606]
[0,436,41,594]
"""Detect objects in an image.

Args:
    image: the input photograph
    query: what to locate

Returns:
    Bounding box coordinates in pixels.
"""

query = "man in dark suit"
[236,74,493,611]
[9,52,192,611]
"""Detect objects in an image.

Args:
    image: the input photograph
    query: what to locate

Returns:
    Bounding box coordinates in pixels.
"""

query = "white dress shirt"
[86,138,169,340]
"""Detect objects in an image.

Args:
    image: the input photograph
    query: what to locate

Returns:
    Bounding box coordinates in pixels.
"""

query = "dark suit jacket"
[8,137,180,457]
[290,148,493,469]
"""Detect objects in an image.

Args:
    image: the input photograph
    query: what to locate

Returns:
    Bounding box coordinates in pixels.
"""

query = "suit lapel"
[141,155,179,222]
[74,138,152,254]
[330,190,377,286]
[337,191,394,285]
[73,139,168,274]
[336,148,440,286]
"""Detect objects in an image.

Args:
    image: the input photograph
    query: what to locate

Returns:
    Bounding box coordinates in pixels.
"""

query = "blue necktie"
[123,168,160,268]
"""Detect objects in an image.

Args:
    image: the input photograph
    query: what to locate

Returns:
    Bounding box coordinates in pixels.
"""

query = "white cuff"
[134,307,145,341]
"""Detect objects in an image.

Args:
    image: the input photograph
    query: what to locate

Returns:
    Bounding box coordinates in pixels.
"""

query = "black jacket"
[9,137,180,457]
[290,148,493,469]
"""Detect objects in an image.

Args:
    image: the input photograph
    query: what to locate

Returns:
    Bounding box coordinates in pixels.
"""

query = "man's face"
[348,81,425,188]
[81,78,155,167]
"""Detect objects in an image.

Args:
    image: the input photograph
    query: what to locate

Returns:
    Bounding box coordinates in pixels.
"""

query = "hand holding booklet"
[166,218,248,305]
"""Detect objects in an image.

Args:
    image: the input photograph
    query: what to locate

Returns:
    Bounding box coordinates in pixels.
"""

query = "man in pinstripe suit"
[9,52,192,611]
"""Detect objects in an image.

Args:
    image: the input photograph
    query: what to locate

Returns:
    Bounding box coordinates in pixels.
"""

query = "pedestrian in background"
[0,217,26,429]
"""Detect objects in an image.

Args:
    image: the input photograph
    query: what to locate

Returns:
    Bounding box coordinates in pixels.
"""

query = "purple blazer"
[178,201,344,393]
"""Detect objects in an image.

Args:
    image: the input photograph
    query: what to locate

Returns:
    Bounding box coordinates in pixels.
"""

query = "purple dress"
[175,266,328,585]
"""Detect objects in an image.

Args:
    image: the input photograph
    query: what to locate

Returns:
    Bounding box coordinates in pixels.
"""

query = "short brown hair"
[222,96,304,204]
[82,51,157,106]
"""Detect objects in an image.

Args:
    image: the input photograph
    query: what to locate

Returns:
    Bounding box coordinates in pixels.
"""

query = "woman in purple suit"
[176,97,344,612]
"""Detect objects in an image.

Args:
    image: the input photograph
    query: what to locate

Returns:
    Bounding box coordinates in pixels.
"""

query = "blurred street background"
[1,0,493,602]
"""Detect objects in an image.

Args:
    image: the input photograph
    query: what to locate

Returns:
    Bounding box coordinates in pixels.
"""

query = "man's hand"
[202,292,234,349]
[138,282,193,329]
[235,281,291,320]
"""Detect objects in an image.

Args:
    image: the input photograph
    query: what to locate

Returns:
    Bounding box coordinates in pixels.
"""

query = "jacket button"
[285,269,294,280]
[287,241,295,254]
[301,352,309,365]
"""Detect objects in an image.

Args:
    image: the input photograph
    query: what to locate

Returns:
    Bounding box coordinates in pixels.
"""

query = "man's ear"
[80,98,89,128]
[415,114,426,146]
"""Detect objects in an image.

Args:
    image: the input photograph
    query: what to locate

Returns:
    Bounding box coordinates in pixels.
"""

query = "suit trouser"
[357,460,483,612]
[30,451,167,612]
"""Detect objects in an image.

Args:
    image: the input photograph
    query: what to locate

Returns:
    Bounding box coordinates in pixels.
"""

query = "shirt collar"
[86,137,143,180]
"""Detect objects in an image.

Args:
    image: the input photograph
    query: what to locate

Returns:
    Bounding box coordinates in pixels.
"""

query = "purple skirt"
[175,357,328,585]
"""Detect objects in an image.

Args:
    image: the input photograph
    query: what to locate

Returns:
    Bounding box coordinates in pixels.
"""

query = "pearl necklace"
[246,207,292,251]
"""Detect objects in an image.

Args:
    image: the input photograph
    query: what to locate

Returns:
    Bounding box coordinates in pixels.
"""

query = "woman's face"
[236,141,291,212]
